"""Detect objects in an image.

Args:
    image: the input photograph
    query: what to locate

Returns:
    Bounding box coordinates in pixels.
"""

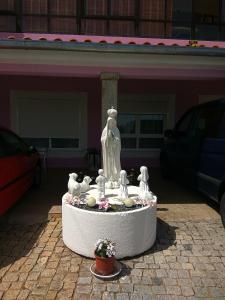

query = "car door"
[0,129,36,214]
[163,108,200,183]
[0,129,35,181]
[197,104,225,200]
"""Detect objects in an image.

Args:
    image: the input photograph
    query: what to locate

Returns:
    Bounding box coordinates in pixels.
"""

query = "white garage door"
[11,91,87,157]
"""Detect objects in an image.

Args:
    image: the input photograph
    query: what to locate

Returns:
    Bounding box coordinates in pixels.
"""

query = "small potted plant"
[94,238,116,275]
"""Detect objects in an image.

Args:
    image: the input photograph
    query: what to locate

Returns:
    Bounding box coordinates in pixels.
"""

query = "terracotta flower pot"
[95,255,115,275]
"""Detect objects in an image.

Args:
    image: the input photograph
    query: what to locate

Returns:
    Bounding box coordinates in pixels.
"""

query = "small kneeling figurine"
[96,169,107,200]
[119,170,129,199]
[137,166,150,200]
[80,176,92,193]
[68,173,81,198]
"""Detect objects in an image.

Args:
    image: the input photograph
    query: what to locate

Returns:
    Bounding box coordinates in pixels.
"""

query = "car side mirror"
[164,129,174,138]
[27,145,36,155]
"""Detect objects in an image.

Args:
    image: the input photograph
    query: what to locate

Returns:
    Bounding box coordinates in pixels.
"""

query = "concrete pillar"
[100,72,119,129]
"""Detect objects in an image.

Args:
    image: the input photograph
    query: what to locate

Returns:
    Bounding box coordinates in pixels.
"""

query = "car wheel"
[33,165,42,188]
[219,192,225,228]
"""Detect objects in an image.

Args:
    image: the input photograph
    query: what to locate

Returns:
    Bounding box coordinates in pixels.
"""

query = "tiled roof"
[0,32,225,49]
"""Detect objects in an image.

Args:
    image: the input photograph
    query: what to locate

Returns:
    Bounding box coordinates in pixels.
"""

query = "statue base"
[62,185,157,259]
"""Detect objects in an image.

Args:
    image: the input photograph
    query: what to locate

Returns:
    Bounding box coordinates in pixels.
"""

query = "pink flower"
[99,200,110,211]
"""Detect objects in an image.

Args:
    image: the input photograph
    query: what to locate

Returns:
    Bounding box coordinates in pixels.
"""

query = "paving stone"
[166,286,181,295]
[151,277,163,286]
[119,275,131,283]
[31,286,48,296]
[130,293,142,300]
[194,287,210,298]
[181,286,194,296]
[107,283,120,292]
[116,293,129,300]
[0,282,11,291]
[77,276,92,284]
[49,280,64,291]
[76,284,92,294]
[17,289,30,300]
[163,278,177,286]
[90,292,104,300]
[152,285,166,295]
[57,288,74,298]
[102,292,116,300]
[46,290,58,299]
[73,292,90,300]
[119,283,133,293]
[2,289,20,300]
[2,272,19,282]
[209,287,225,297]
[177,269,190,278]
[92,283,106,292]
[156,269,167,278]
[134,284,153,294]
[27,272,40,281]
[24,280,37,290]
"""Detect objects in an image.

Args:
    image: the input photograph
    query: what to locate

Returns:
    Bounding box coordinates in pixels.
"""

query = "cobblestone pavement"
[1,217,225,300]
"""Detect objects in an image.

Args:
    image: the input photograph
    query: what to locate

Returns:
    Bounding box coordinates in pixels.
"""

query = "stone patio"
[0,169,225,299]
[1,217,225,300]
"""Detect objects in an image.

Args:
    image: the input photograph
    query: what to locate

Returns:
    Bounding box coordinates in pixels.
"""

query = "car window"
[0,130,28,156]
[195,106,225,138]
[175,109,196,136]
[0,137,7,158]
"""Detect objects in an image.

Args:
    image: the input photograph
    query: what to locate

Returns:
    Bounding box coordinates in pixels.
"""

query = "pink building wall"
[1,75,225,168]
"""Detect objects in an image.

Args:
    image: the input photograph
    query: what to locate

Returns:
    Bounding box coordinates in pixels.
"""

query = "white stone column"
[100,72,119,128]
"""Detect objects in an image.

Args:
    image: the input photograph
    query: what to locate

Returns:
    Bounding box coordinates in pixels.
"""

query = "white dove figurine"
[68,173,81,197]
[80,176,92,193]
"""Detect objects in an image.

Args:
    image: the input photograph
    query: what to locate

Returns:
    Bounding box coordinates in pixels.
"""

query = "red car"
[0,128,41,215]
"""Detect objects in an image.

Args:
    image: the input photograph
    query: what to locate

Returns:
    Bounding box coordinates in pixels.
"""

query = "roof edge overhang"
[0,39,225,58]
[0,33,225,57]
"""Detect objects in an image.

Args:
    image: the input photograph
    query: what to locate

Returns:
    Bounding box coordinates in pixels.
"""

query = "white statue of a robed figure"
[101,107,121,189]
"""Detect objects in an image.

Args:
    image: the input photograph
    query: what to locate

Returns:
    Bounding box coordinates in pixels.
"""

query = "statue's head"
[69,173,78,180]
[84,176,91,184]
[98,169,104,175]
[120,170,127,178]
[140,166,149,181]
[107,117,116,129]
[107,107,117,118]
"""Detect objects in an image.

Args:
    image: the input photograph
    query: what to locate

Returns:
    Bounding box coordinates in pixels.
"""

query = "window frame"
[118,113,166,150]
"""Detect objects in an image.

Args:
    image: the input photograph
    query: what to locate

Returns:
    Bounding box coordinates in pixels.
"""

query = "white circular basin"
[62,185,157,259]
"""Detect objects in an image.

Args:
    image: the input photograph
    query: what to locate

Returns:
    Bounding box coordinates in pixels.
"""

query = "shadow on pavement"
[0,222,46,269]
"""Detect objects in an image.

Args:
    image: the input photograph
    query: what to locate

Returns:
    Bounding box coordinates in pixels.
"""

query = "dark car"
[160,98,225,226]
[0,128,41,215]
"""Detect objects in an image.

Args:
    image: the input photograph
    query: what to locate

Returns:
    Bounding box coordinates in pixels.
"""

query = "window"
[175,109,197,137]
[21,0,77,33]
[0,0,224,41]
[118,114,165,149]
[23,137,79,149]
[11,92,87,155]
[84,0,107,16]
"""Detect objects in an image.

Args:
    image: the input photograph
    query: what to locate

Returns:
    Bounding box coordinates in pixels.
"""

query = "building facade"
[0,0,225,168]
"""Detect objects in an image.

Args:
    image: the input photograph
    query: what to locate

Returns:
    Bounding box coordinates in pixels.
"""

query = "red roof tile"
[0,32,225,49]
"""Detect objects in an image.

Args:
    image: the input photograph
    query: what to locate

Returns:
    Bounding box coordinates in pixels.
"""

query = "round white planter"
[62,186,157,259]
